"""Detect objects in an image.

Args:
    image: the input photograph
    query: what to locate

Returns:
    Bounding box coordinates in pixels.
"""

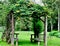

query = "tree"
[42,7,48,46]
[55,0,60,32]
[43,0,58,31]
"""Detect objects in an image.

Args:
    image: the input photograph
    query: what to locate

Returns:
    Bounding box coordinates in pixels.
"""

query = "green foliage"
[15,20,20,31]
[49,31,60,38]
[15,17,33,31]
[13,0,49,18]
[35,20,44,33]
[0,0,56,21]
[49,31,58,36]
[43,0,58,31]
[0,4,11,26]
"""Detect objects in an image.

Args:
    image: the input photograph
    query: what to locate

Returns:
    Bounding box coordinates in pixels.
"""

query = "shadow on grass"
[14,40,37,45]
[19,41,35,45]
[14,40,43,46]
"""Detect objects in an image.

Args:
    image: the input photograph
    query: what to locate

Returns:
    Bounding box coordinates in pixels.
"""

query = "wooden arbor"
[3,9,48,46]
[4,1,48,45]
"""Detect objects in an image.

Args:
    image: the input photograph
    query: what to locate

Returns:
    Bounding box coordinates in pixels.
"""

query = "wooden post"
[31,34,32,42]
[11,12,14,46]
[44,16,47,46]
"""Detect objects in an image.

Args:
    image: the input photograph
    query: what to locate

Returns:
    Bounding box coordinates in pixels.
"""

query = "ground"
[0,31,60,46]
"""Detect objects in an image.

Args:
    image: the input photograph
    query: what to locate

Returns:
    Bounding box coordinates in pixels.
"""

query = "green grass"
[0,31,60,46]
[47,36,60,46]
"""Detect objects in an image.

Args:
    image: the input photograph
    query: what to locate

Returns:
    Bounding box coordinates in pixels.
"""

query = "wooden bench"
[2,32,19,46]
[30,34,43,46]
[30,34,43,42]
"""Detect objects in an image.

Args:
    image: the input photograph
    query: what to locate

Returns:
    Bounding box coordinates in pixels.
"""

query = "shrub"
[49,31,60,38]
[49,31,58,36]
[36,20,44,33]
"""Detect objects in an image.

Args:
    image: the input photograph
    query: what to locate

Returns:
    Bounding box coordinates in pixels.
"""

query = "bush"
[49,31,58,36]
[49,31,60,38]
[54,32,60,38]
[36,20,44,33]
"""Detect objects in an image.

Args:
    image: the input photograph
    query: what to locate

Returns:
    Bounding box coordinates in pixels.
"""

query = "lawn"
[0,31,60,46]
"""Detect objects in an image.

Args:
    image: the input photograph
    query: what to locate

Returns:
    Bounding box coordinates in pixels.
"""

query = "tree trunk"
[33,18,39,42]
[6,14,12,43]
[5,10,14,44]
[58,8,60,32]
[11,13,14,46]
[44,16,47,46]
[51,18,53,31]
[34,20,37,42]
